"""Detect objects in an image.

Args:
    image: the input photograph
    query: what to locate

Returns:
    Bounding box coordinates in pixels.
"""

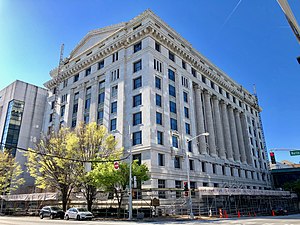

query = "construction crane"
[50,44,64,133]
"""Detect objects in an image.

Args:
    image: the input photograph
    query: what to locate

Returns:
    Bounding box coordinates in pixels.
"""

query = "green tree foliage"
[90,160,150,217]
[283,179,300,197]
[26,128,82,211]
[0,150,25,193]
[74,122,120,211]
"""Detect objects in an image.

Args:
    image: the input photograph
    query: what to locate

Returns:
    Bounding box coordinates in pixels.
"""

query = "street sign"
[114,161,119,170]
[290,150,300,156]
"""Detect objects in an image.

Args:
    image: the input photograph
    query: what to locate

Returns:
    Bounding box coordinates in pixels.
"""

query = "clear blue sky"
[1,0,300,163]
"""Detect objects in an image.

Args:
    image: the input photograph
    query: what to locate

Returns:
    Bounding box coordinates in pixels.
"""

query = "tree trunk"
[85,185,96,212]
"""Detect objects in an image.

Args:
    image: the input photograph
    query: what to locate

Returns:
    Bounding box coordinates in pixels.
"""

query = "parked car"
[39,206,64,219]
[65,207,93,220]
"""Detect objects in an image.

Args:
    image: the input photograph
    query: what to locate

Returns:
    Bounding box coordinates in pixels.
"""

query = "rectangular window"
[49,113,53,122]
[133,60,142,73]
[158,153,165,166]
[202,162,206,172]
[60,105,65,117]
[133,131,142,145]
[155,76,161,89]
[51,101,54,109]
[154,59,162,72]
[157,131,163,145]
[184,107,189,118]
[71,119,77,128]
[181,76,189,88]
[111,85,118,97]
[74,74,79,82]
[202,75,206,84]
[212,164,216,174]
[133,153,142,165]
[110,118,117,131]
[182,60,186,69]
[73,104,78,114]
[111,69,120,81]
[156,112,162,125]
[155,42,161,52]
[111,101,117,113]
[175,180,182,198]
[98,60,104,69]
[211,81,215,89]
[133,41,142,53]
[85,67,91,76]
[99,80,105,89]
[169,51,175,61]
[169,101,177,114]
[133,112,142,126]
[189,159,194,171]
[158,179,166,198]
[183,92,188,103]
[169,84,176,97]
[170,118,178,131]
[174,156,181,168]
[185,123,191,135]
[98,92,105,104]
[84,115,89,124]
[219,87,223,95]
[63,79,68,88]
[191,67,196,77]
[112,52,118,62]
[190,181,196,197]
[133,94,142,107]
[188,141,192,152]
[168,69,175,81]
[97,110,104,120]
[133,76,142,89]
[172,135,179,148]
[156,94,162,107]
[85,98,91,110]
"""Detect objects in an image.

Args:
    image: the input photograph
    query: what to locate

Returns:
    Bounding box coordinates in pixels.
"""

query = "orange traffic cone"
[272,210,275,216]
[237,211,241,218]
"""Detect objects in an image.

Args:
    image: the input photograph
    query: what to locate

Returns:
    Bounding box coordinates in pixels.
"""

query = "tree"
[0,150,25,194]
[90,160,150,217]
[74,122,120,211]
[26,128,82,211]
[283,179,300,197]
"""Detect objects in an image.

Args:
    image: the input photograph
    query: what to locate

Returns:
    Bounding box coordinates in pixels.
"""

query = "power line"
[0,142,129,163]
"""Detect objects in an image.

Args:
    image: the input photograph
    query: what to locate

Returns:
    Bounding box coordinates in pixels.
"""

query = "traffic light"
[270,152,276,164]
[184,181,188,191]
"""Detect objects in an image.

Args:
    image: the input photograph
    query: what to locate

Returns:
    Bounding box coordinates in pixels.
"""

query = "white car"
[65,207,93,220]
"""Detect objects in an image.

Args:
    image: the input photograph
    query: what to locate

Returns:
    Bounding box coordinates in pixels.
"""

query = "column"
[241,113,253,165]
[228,106,240,162]
[77,88,85,124]
[220,101,234,161]
[212,96,226,159]
[235,110,247,163]
[89,81,98,123]
[194,85,208,155]
[203,90,217,157]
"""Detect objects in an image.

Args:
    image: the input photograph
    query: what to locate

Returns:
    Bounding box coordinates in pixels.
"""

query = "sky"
[0,0,300,163]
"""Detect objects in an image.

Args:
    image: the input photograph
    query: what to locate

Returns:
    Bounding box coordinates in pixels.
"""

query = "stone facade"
[44,10,271,193]
[0,80,48,193]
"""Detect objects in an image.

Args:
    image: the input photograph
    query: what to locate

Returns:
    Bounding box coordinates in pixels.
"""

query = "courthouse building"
[0,80,48,193]
[44,10,271,194]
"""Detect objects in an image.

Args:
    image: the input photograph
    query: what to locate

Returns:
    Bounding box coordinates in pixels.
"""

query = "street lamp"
[186,132,209,219]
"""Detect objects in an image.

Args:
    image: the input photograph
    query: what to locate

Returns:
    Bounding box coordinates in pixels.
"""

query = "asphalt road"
[0,214,299,225]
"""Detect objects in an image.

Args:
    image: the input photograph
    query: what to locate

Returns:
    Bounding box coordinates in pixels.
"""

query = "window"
[98,92,105,104]
[175,180,182,198]
[61,94,68,104]
[84,115,89,124]
[211,81,215,89]
[191,67,196,77]
[185,123,190,135]
[169,84,176,97]
[133,60,142,73]
[222,166,226,175]
[110,118,117,131]
[85,98,91,110]
[231,168,234,176]
[73,104,78,114]
[170,118,178,131]
[188,141,192,152]
[202,162,206,172]
[182,60,186,69]
[63,79,68,88]
[156,94,162,107]
[168,69,175,81]
[71,119,77,128]
[49,113,53,122]
[169,101,177,114]
[51,101,54,109]
[156,112,162,125]
[133,41,142,53]
[158,153,165,166]
[155,42,161,52]
[226,92,230,99]
[189,159,194,171]
[183,92,188,103]
[181,76,189,88]
[157,131,163,145]
[212,164,216,174]
[112,52,118,62]
[98,60,104,69]
[232,96,236,103]
[219,87,223,95]
[133,76,142,89]
[133,131,142,145]
[74,74,79,82]
[111,101,117,113]
[158,179,166,198]
[111,69,120,81]
[172,135,179,148]
[169,51,175,61]
[133,153,142,165]
[99,80,105,89]
[133,112,142,126]
[133,94,142,107]
[85,67,91,76]
[174,156,181,168]
[74,92,79,101]
[155,76,161,89]
[184,107,189,118]
[111,85,118,97]
[60,105,65,117]
[202,75,206,84]
[154,59,162,72]
[97,110,104,120]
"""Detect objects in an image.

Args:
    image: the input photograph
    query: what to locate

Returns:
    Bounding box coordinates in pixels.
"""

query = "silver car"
[65,207,93,220]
